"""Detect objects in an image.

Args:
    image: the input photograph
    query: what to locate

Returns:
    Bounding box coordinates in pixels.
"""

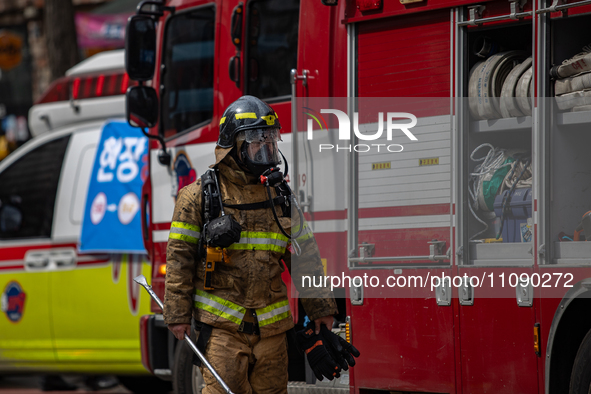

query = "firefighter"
[164,96,358,393]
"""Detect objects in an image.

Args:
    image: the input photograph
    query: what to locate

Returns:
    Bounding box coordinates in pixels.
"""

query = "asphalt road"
[0,375,132,393]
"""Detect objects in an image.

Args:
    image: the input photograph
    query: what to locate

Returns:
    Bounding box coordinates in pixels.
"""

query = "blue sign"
[80,121,147,253]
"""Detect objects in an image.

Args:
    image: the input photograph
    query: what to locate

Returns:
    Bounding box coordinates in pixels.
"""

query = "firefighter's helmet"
[217,95,281,148]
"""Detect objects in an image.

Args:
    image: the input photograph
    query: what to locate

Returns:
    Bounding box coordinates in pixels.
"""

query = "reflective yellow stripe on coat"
[194,290,246,325]
[227,231,289,253]
[255,300,291,327]
[293,222,314,243]
[194,290,291,327]
[169,221,201,244]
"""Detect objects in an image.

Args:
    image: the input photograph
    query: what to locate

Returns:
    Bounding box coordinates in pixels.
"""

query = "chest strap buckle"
[238,320,260,335]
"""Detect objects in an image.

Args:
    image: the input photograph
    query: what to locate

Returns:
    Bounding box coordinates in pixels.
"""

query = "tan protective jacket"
[163,150,337,338]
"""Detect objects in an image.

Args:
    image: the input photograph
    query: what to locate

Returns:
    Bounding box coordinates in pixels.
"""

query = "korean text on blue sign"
[80,121,147,253]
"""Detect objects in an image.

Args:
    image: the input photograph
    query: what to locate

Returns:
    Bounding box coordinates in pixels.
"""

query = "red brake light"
[72,78,81,100]
[82,76,93,99]
[34,71,134,105]
[120,73,130,94]
[35,78,70,104]
[107,74,118,96]
[95,75,105,97]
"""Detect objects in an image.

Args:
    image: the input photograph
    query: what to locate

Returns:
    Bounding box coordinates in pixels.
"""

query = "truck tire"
[117,375,172,394]
[569,328,591,394]
[173,340,205,394]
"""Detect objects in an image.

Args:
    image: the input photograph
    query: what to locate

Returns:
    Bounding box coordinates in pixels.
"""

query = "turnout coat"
[163,147,337,338]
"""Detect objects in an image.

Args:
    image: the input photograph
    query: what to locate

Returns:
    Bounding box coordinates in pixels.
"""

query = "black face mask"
[240,141,276,176]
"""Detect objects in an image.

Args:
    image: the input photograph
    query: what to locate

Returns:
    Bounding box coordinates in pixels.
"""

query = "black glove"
[296,324,341,381]
[320,325,361,370]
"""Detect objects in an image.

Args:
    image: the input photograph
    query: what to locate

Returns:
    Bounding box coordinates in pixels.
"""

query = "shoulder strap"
[200,169,222,222]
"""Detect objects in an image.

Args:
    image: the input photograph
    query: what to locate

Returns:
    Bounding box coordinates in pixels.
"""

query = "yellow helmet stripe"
[235,112,257,120]
[219,117,226,125]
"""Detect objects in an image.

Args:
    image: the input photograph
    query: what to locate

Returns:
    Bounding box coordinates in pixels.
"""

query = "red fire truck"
[125,0,591,392]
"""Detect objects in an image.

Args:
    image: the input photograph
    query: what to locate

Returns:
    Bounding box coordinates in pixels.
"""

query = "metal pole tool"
[133,275,235,394]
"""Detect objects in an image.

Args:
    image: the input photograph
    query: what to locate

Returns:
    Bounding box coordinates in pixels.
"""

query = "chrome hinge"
[516,277,533,307]
[538,243,546,258]
[456,245,464,257]
[429,240,446,260]
[290,69,310,88]
[435,277,451,306]
[359,242,375,259]
[546,0,565,12]
[466,5,486,25]
[298,190,312,211]
[351,282,363,306]
[509,0,527,19]
[459,276,474,306]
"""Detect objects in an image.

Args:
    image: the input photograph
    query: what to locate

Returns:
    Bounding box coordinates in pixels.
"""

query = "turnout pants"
[200,327,288,394]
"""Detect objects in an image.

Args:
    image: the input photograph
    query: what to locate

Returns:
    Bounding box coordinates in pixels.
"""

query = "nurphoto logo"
[304,108,418,153]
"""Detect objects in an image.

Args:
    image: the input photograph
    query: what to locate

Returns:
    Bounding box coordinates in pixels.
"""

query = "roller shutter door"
[357,10,451,98]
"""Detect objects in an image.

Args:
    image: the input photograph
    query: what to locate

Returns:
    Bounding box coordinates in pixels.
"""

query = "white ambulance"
[0,50,170,393]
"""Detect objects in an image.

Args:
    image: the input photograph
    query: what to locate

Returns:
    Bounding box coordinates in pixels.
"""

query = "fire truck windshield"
[161,6,215,138]
[245,0,299,101]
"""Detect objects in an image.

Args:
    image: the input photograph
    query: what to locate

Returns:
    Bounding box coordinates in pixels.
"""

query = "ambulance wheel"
[173,339,204,394]
[117,375,172,394]
[569,328,591,394]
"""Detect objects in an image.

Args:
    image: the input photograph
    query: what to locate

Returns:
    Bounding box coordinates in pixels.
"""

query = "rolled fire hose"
[515,66,532,116]
[500,57,532,118]
[468,51,529,119]
[468,61,484,120]
[552,44,591,111]
[550,49,591,80]
[555,89,591,111]
[555,72,591,95]
[573,104,591,112]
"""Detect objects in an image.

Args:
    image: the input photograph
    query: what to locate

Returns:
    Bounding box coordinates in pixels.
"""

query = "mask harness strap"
[280,149,288,178]
[260,166,304,256]
[213,168,225,217]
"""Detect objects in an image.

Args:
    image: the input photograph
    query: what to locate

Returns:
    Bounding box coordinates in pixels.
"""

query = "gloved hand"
[296,325,341,381]
[320,325,361,370]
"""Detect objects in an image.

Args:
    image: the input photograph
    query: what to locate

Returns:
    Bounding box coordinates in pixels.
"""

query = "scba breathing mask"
[235,127,306,254]
[238,128,282,175]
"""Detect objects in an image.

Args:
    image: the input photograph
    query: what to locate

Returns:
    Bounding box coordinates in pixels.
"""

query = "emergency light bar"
[36,72,134,104]
[28,49,131,137]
